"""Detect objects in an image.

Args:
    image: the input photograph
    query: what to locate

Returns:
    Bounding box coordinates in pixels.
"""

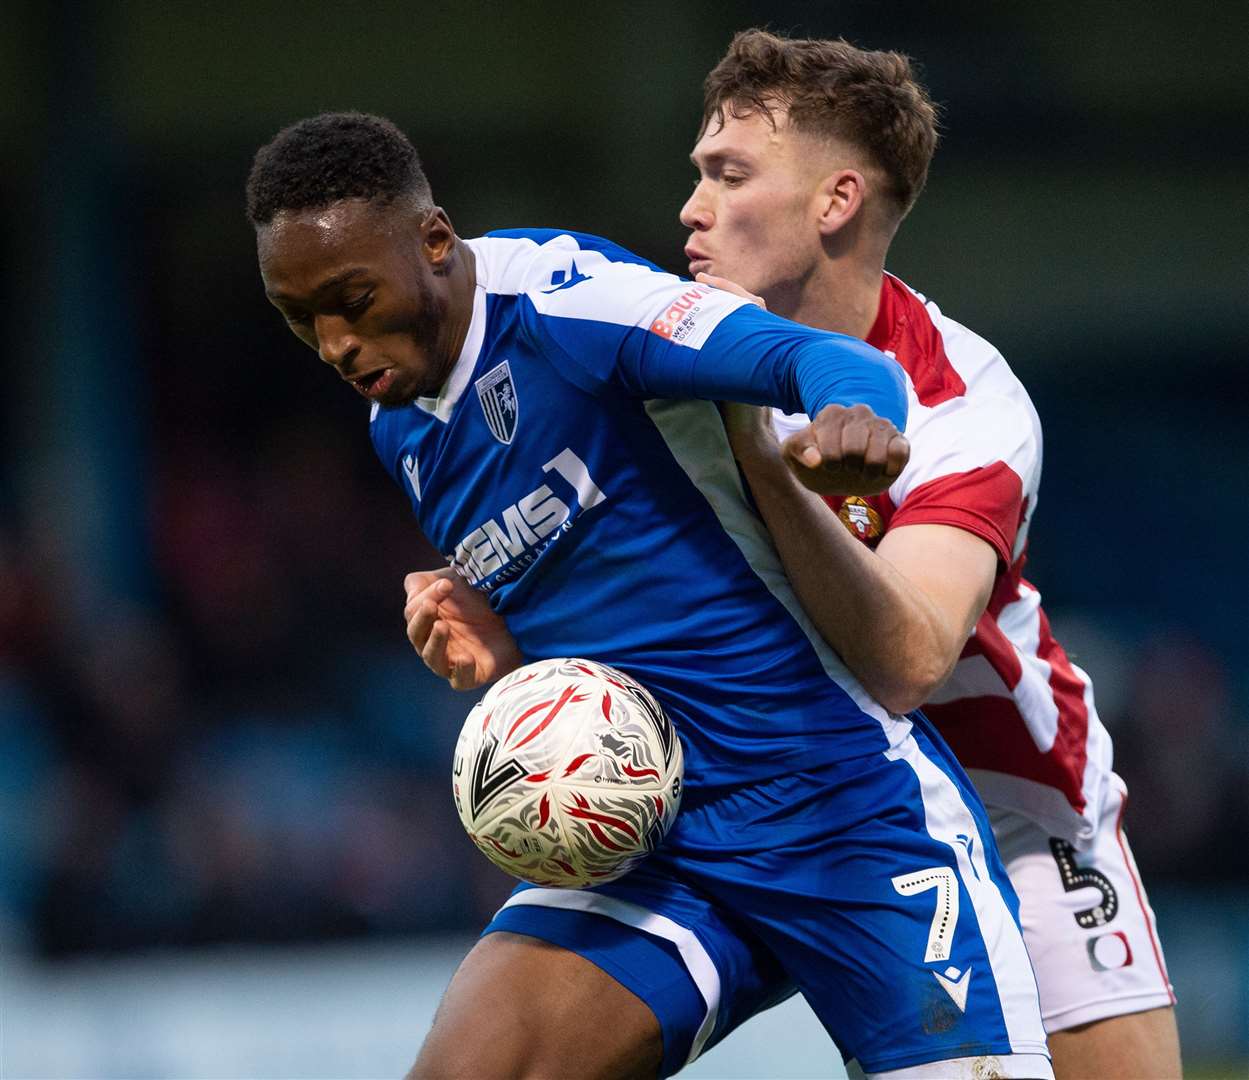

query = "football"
[452,657,683,888]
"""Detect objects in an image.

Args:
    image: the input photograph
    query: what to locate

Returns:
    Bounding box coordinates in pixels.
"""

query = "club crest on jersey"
[476,361,519,444]
[838,496,883,542]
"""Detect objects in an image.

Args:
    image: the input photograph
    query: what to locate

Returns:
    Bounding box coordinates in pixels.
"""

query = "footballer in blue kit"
[248,113,1050,1078]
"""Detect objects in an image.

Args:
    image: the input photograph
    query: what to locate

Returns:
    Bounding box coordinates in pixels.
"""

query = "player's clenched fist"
[403,568,523,690]
[782,403,909,497]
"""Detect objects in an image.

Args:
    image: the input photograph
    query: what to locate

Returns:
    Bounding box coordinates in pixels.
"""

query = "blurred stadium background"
[2,1,1245,1075]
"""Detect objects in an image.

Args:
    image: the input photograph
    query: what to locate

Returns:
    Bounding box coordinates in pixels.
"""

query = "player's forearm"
[787,332,908,430]
[738,446,955,714]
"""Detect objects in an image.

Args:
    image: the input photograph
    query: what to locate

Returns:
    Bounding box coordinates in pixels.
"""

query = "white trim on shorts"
[868,1052,1053,1079]
[499,889,721,1067]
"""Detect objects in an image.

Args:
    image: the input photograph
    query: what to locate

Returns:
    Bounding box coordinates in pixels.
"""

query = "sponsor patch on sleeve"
[648,283,743,348]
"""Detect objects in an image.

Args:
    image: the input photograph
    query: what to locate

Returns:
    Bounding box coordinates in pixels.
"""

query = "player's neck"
[438,239,478,380]
[772,257,882,343]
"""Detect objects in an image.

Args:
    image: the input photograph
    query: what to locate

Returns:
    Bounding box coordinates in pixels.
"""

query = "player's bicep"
[875,523,998,645]
[525,265,903,424]
[523,263,750,397]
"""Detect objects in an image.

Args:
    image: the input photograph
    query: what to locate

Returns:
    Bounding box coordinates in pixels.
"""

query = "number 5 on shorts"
[892,867,959,963]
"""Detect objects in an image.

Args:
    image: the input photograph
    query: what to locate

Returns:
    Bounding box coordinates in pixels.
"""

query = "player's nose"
[679,185,713,231]
[315,314,360,369]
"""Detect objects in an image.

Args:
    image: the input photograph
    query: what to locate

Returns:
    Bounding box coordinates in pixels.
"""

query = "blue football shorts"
[485,714,1051,1077]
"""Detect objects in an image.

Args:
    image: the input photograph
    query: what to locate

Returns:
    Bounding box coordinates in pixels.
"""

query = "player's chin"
[375,388,415,408]
[374,370,423,408]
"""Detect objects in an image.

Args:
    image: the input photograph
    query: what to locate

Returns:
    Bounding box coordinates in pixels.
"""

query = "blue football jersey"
[370,229,913,788]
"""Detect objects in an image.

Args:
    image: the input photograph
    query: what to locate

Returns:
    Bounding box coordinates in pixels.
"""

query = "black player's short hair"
[246,111,433,226]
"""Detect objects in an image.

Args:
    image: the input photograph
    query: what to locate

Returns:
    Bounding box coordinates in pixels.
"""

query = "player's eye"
[283,310,312,327]
[342,291,373,315]
[722,173,746,187]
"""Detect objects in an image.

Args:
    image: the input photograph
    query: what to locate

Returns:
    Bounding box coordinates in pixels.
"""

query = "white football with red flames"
[452,657,683,888]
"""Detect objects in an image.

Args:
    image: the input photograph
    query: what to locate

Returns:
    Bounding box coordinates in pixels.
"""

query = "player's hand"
[781,403,910,496]
[403,568,523,691]
[695,272,766,310]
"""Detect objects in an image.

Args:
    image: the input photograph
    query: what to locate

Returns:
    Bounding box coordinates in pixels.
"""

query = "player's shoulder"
[922,297,1012,385]
[469,228,668,299]
[889,275,1030,409]
[469,227,700,342]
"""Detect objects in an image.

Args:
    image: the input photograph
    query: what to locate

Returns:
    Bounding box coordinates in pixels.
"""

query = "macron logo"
[953,833,981,882]
[932,965,971,1013]
[402,454,421,501]
[541,261,593,293]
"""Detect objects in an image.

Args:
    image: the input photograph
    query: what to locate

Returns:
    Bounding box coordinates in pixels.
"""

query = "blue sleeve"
[520,262,907,429]
[634,303,909,429]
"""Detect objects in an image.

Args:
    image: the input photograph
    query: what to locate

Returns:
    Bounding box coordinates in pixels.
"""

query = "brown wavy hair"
[702,29,939,218]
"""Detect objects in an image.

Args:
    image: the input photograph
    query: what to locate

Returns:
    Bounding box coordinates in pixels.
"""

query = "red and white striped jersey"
[773,273,1114,848]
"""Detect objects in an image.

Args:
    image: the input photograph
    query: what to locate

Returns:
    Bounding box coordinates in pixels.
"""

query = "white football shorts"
[989,774,1176,1033]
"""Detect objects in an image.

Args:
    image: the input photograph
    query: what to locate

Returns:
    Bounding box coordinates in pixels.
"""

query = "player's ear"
[422,208,458,265]
[814,169,865,237]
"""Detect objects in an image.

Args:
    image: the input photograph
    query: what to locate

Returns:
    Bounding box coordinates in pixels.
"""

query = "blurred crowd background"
[1,0,1246,1067]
